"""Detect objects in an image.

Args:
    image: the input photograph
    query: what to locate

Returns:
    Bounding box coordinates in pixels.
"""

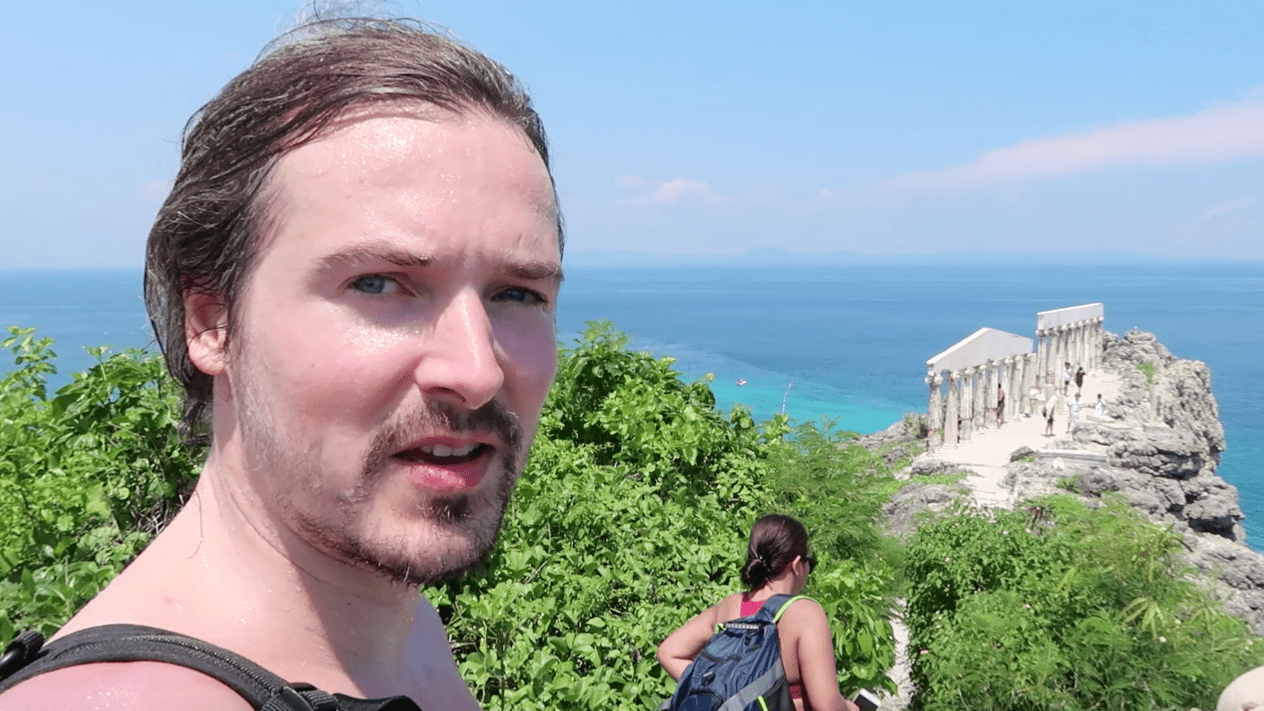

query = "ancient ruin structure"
[925,303,1104,450]
[1035,303,1104,385]
[925,328,1034,449]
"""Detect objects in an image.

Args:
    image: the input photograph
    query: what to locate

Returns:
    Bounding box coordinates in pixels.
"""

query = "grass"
[1137,362,1156,386]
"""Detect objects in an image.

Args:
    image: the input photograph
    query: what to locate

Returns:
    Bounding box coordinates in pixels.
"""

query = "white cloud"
[1201,195,1259,220]
[871,102,1264,197]
[654,178,722,203]
[616,177,725,206]
[1175,193,1262,253]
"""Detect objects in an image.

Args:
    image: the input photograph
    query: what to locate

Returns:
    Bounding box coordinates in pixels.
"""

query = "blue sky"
[3,0,1263,266]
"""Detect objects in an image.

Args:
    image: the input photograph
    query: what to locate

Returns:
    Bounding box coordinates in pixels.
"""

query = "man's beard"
[240,391,524,588]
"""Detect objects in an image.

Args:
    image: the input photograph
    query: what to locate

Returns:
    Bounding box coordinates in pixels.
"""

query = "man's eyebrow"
[507,261,565,284]
[314,246,563,283]
[316,246,431,271]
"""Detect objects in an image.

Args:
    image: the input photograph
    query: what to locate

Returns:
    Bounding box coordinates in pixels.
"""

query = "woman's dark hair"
[144,16,561,444]
[740,514,809,590]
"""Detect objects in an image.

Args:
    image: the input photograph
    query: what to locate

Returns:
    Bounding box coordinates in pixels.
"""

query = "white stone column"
[945,371,960,446]
[1076,321,1087,369]
[1094,317,1104,370]
[992,360,1003,426]
[1023,353,1037,415]
[927,370,943,449]
[976,364,987,432]
[969,366,980,433]
[999,358,1009,423]
[961,367,975,441]
[1005,356,1019,422]
[1089,318,1097,370]
[1066,324,1076,386]
[954,369,967,442]
[1066,324,1075,372]
[1036,328,1049,387]
[1041,328,1051,384]
[1056,326,1070,387]
[995,358,1005,423]
[1048,327,1060,386]
[1018,355,1027,417]
[1071,322,1081,370]
[974,365,988,432]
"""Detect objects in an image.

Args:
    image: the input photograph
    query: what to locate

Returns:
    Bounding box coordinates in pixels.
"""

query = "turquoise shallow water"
[2,263,1261,547]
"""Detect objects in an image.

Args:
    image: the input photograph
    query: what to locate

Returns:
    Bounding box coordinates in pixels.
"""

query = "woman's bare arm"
[788,599,859,711]
[656,602,723,680]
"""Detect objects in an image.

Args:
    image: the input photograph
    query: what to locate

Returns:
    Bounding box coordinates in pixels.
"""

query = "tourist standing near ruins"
[1045,391,1058,436]
[1067,393,1083,432]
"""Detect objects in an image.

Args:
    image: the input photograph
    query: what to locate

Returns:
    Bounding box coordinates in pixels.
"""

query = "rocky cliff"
[878,329,1264,635]
[1034,329,1243,541]
[1031,329,1264,633]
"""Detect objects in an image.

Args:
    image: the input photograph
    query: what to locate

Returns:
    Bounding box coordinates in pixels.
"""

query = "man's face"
[212,107,561,585]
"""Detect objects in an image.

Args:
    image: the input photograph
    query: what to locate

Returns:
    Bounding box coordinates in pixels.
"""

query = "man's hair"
[144,17,562,442]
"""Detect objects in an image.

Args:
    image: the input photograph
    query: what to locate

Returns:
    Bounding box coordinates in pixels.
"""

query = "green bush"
[904,495,1264,710]
[426,322,897,708]
[1137,362,1157,386]
[0,322,898,708]
[0,327,200,641]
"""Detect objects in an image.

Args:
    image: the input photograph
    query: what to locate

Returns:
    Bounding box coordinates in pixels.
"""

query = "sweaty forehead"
[265,105,559,237]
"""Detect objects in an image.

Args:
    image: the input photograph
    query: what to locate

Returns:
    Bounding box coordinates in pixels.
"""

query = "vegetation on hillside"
[0,323,897,709]
[905,496,1264,710]
[423,322,898,708]
[0,328,199,643]
[2,322,1261,709]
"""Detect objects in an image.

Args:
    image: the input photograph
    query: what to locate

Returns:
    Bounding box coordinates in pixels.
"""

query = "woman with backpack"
[657,515,860,711]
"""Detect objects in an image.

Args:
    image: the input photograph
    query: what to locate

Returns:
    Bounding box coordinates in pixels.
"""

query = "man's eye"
[350,275,394,295]
[495,287,544,304]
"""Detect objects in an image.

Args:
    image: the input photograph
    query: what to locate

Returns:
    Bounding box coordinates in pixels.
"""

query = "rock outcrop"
[1006,329,1264,632]
[1009,329,1243,541]
[870,328,1263,707]
[858,416,928,470]
[863,416,972,541]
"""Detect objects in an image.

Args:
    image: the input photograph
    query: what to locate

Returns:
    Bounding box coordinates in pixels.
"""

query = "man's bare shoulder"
[1,661,250,711]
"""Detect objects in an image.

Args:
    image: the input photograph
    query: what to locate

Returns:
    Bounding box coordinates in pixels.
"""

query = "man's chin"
[361,531,496,587]
[297,492,509,587]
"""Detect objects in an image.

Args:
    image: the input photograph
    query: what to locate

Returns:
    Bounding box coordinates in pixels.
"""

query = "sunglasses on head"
[803,555,817,573]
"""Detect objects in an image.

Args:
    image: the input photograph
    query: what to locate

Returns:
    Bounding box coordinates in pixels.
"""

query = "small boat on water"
[736,378,747,386]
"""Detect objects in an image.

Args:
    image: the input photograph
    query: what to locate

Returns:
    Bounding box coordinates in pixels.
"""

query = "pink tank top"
[740,599,804,701]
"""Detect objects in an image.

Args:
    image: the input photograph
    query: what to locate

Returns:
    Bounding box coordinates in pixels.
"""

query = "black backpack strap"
[0,625,420,711]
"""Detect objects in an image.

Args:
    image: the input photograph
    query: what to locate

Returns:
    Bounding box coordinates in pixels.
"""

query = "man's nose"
[414,290,504,410]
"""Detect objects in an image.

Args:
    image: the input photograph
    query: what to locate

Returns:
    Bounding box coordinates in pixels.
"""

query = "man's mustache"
[364,399,524,476]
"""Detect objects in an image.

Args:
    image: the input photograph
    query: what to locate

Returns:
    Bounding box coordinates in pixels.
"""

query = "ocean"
[2,263,1261,547]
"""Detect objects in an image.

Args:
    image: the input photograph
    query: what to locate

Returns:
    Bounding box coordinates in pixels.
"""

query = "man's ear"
[185,290,229,376]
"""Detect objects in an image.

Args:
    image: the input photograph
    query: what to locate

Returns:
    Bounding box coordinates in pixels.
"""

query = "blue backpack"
[660,594,806,711]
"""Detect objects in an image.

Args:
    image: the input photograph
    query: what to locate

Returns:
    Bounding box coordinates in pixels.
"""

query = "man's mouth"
[393,442,491,466]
